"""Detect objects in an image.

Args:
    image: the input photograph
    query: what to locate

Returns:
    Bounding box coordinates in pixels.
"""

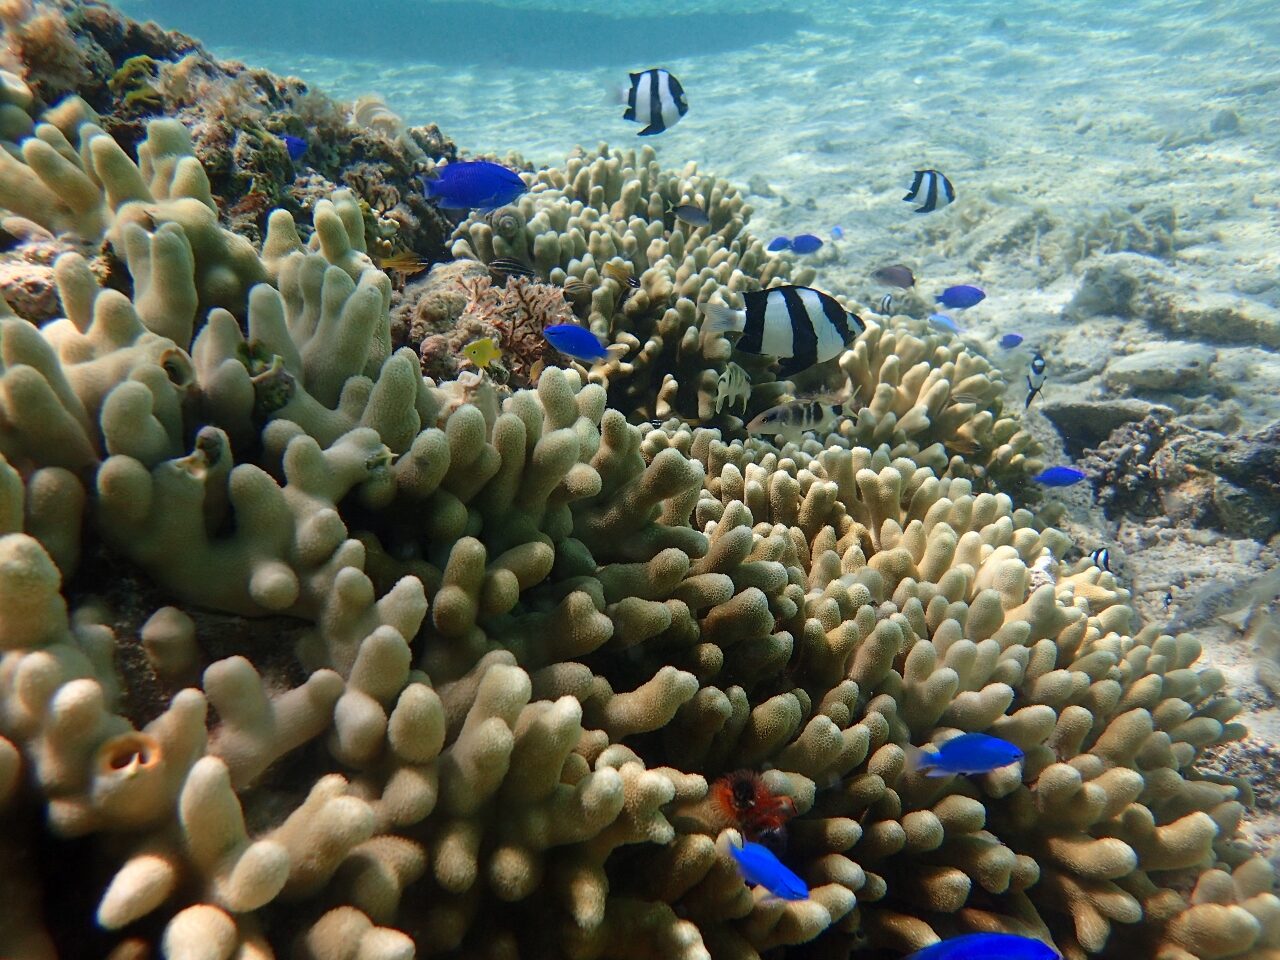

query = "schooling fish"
[903,168,955,213]
[905,932,1059,960]
[1089,547,1112,572]
[620,67,688,136]
[767,237,791,252]
[727,836,809,901]
[280,134,307,161]
[937,285,986,309]
[671,202,710,228]
[879,294,893,315]
[915,733,1024,776]
[747,399,842,444]
[543,324,610,362]
[422,160,527,210]
[929,313,961,334]
[701,285,866,377]
[1034,466,1087,487]
[872,264,916,288]
[790,234,823,254]
[999,333,1024,348]
[462,336,502,369]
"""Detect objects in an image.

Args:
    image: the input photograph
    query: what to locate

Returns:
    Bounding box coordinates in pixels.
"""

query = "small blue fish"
[728,838,809,900]
[916,733,1023,776]
[767,236,791,252]
[929,313,960,333]
[999,333,1024,348]
[936,285,986,309]
[831,225,845,240]
[1034,466,1087,487]
[905,932,1059,960]
[543,324,609,362]
[790,234,823,254]
[280,134,307,162]
[422,160,527,211]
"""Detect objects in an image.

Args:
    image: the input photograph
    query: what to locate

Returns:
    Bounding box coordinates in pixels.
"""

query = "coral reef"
[0,21,1276,960]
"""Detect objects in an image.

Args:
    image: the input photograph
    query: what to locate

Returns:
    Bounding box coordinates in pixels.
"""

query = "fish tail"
[701,302,745,336]
[907,744,942,775]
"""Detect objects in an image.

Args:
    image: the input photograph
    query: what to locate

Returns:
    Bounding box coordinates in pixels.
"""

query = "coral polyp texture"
[0,17,1275,960]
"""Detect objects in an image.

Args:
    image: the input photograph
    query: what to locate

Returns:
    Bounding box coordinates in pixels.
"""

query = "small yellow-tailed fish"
[462,337,501,369]
[377,249,430,277]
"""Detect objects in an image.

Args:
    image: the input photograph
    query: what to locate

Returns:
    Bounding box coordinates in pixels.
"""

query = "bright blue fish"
[543,324,610,362]
[916,733,1023,776]
[767,236,791,252]
[831,225,845,240]
[280,134,307,162]
[790,234,823,254]
[905,932,1059,960]
[728,839,809,900]
[999,333,1024,348]
[1034,466,1087,487]
[929,313,960,334]
[936,285,986,309]
[422,160,527,210]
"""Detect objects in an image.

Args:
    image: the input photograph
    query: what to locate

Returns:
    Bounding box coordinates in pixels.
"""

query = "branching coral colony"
[0,9,1278,960]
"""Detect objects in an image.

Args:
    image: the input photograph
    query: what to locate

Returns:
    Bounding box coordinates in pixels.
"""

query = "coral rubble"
[0,4,1276,960]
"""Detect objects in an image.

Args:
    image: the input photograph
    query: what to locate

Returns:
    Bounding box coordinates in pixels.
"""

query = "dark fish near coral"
[560,277,593,314]
[879,294,893,315]
[999,333,1024,348]
[936,285,986,309]
[1164,590,1174,611]
[904,168,955,213]
[727,836,809,901]
[746,400,842,443]
[280,134,307,161]
[701,285,865,376]
[905,932,1059,960]
[543,324,610,362]
[1089,547,1111,572]
[767,236,791,252]
[914,733,1023,776]
[872,264,916,288]
[1034,466,1086,487]
[487,257,536,281]
[421,160,527,210]
[789,234,823,254]
[671,202,710,227]
[619,67,688,136]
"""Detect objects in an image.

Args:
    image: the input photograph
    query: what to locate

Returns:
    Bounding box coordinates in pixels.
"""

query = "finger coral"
[0,58,1274,960]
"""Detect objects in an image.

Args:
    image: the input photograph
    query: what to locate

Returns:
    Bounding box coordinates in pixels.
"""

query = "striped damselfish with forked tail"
[903,168,955,213]
[914,733,1023,776]
[746,399,842,444]
[617,68,688,136]
[700,285,865,376]
[904,932,1059,960]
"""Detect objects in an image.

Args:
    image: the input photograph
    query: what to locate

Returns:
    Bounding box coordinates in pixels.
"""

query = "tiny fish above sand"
[903,168,955,213]
[872,264,915,288]
[617,67,688,136]
[936,284,986,309]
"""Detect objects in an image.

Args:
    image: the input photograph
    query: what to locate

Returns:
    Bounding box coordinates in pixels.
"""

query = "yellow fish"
[462,336,502,369]
[377,249,430,277]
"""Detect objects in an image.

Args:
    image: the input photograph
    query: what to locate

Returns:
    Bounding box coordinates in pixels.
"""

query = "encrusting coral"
[0,47,1276,960]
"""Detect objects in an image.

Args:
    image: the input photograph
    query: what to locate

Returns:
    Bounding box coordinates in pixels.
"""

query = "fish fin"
[637,124,663,136]
[907,744,944,776]
[605,343,629,360]
[700,302,745,336]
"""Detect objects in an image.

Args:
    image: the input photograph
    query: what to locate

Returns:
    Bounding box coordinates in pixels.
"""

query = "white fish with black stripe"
[615,68,688,136]
[747,400,843,445]
[1089,547,1112,573]
[903,169,955,213]
[700,285,866,377]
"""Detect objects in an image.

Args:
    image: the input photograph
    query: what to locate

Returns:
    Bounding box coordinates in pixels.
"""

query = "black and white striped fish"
[879,294,893,315]
[747,400,843,444]
[620,68,688,136]
[903,169,955,214]
[1089,547,1111,572]
[700,285,865,376]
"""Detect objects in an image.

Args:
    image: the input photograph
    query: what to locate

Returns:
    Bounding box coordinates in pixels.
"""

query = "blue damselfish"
[422,160,527,210]
[905,932,1059,960]
[999,333,1024,348]
[790,234,823,253]
[728,838,809,900]
[767,236,791,252]
[1034,466,1087,487]
[936,284,986,309]
[916,733,1024,776]
[543,324,610,362]
[280,134,307,161]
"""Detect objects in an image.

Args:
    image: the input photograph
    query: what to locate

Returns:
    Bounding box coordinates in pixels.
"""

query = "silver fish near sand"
[619,68,688,136]
[746,400,842,444]
[700,285,865,377]
[714,362,751,414]
[1167,565,1280,633]
[903,169,955,213]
